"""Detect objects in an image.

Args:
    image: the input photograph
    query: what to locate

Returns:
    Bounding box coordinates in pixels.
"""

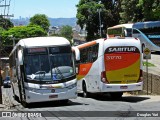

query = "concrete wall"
[143,72,160,95]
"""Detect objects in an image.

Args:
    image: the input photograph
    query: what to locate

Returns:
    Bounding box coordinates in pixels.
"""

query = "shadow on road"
[26,100,88,109]
[152,51,160,55]
[78,93,150,103]
[120,96,150,103]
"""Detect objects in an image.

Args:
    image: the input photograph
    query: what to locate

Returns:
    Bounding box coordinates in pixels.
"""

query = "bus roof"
[133,21,160,29]
[107,23,133,29]
[18,36,70,47]
[9,36,70,56]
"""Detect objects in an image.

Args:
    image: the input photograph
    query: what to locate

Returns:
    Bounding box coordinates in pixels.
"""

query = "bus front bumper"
[25,86,77,103]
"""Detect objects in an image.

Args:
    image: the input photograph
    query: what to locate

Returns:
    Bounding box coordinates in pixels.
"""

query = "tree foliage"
[0,16,14,30]
[1,25,47,46]
[76,0,120,41]
[142,0,160,21]
[59,25,73,43]
[76,0,159,41]
[120,0,143,23]
[120,0,159,22]
[29,14,50,32]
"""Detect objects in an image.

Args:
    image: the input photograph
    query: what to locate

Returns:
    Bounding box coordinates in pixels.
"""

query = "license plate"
[49,94,58,98]
[120,86,128,89]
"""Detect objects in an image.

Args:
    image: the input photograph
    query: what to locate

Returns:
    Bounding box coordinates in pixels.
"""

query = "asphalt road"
[0,53,159,120]
[1,87,160,120]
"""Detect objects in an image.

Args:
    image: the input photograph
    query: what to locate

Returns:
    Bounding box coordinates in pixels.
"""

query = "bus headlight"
[25,87,38,92]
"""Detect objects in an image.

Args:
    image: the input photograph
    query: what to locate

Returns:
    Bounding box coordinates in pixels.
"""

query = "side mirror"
[18,50,23,65]
[72,47,80,61]
[76,67,78,74]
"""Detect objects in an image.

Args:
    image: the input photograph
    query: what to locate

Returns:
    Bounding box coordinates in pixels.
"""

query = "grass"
[143,61,156,67]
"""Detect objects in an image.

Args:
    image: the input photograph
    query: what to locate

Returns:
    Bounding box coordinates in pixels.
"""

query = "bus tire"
[142,44,145,53]
[110,92,123,99]
[12,84,18,101]
[22,101,30,108]
[13,95,20,103]
[82,81,90,98]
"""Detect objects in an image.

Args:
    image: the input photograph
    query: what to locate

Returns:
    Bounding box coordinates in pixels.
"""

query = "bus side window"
[87,47,92,63]
[80,48,87,63]
[92,44,99,62]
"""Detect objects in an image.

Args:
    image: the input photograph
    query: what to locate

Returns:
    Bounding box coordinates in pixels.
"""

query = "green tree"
[76,0,120,41]
[152,0,160,20]
[120,0,143,23]
[59,25,73,43]
[143,0,160,21]
[29,14,50,32]
[1,25,47,46]
[0,27,5,34]
[120,0,159,22]
[0,16,14,30]
[76,0,105,41]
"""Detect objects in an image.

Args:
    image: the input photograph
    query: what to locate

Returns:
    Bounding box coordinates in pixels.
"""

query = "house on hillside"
[48,26,61,36]
[72,25,86,46]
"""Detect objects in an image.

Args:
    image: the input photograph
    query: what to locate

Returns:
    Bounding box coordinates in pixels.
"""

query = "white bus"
[107,21,160,52]
[132,21,160,52]
[73,38,143,98]
[9,37,77,107]
[107,24,133,38]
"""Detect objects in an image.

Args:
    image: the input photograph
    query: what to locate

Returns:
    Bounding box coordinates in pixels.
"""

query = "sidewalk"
[143,54,160,76]
[0,92,6,111]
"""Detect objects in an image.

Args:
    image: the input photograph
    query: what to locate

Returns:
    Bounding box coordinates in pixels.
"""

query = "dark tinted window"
[133,29,140,34]
[80,43,99,63]
[49,46,71,54]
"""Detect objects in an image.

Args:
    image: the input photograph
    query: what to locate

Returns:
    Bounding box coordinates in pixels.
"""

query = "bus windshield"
[107,24,133,38]
[24,46,75,83]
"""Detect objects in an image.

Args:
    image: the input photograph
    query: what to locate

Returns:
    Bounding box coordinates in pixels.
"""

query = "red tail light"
[101,71,109,83]
[138,69,143,82]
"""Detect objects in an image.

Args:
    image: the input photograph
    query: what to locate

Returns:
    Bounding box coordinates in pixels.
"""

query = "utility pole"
[0,0,14,18]
[98,1,102,38]
[0,0,14,57]
[0,0,14,104]
[0,67,2,104]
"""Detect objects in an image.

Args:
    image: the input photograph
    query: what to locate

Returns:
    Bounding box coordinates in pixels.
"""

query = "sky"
[0,0,80,19]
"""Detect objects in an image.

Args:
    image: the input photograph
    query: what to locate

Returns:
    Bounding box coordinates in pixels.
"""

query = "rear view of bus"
[103,38,143,98]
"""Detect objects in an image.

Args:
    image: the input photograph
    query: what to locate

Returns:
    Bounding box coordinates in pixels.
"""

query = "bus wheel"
[142,44,145,53]
[12,85,20,102]
[110,92,123,99]
[82,82,90,98]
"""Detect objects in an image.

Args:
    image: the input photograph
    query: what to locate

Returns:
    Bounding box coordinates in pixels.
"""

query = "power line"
[0,0,14,58]
[0,0,14,18]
